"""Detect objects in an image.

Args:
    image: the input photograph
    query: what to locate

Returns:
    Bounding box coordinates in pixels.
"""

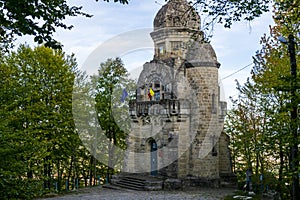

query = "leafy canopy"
[0,0,128,50]
[2,0,295,50]
[225,1,299,197]
[0,44,78,198]
[194,0,272,28]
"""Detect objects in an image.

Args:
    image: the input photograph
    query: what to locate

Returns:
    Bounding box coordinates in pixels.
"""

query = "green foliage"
[0,0,129,50]
[0,45,79,198]
[0,44,134,199]
[273,0,299,33]
[0,0,296,50]
[92,57,135,180]
[93,57,133,148]
[225,4,299,198]
[189,0,299,39]
[0,0,92,49]
[193,0,271,29]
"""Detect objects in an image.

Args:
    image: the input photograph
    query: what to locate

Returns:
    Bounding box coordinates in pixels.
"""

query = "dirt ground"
[40,186,236,200]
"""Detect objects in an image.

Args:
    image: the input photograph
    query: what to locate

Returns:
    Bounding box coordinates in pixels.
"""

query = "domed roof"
[153,0,200,31]
[185,41,220,68]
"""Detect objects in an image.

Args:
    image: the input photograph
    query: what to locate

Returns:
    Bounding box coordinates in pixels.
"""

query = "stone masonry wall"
[185,66,221,179]
[219,132,233,175]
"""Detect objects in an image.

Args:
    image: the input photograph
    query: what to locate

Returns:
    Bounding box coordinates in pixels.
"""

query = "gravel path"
[41,186,235,200]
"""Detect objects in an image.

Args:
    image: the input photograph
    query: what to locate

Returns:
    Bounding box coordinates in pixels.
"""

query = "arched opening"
[149,139,158,176]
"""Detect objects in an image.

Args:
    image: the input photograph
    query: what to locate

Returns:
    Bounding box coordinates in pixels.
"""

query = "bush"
[0,175,44,200]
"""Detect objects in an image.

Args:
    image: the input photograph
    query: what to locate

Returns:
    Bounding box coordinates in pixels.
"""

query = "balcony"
[129,99,181,117]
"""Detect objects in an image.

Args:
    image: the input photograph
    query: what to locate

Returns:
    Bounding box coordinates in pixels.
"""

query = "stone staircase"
[109,174,164,191]
[113,176,145,190]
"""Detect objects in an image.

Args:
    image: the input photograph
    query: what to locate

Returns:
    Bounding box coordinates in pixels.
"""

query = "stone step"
[117,179,145,187]
[112,176,146,191]
[111,174,164,191]
[122,177,146,184]
[114,182,145,191]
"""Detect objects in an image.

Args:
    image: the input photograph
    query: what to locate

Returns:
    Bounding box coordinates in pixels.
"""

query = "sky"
[17,0,275,107]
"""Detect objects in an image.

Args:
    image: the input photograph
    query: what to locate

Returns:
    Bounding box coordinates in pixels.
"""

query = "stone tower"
[124,0,234,188]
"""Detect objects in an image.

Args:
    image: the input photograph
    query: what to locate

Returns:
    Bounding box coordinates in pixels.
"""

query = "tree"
[0,0,129,50]
[0,45,79,198]
[226,5,299,197]
[92,57,134,182]
[1,45,137,198]
[190,0,299,38]
[194,0,271,28]
[2,0,297,51]
[72,69,108,187]
[2,0,294,51]
[226,80,271,177]
[252,23,299,198]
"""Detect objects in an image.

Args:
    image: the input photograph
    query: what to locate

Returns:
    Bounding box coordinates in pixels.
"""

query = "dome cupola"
[153,0,200,31]
[151,0,203,60]
[185,41,220,68]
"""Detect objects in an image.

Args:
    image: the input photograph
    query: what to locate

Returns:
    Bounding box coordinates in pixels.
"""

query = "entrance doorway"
[150,140,158,176]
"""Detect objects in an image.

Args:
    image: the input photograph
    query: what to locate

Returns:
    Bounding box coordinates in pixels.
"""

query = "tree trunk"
[57,160,61,192]
[255,152,259,175]
[47,162,51,189]
[84,176,88,187]
[107,138,112,184]
[27,163,33,179]
[67,156,74,190]
[89,155,93,186]
[43,156,51,190]
[277,142,284,196]
[93,159,97,186]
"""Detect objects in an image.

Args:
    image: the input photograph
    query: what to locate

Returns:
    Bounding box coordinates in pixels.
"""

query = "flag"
[149,88,154,96]
[148,88,154,99]
[120,88,128,102]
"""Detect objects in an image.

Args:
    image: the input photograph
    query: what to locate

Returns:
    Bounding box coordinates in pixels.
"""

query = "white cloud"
[16,0,275,106]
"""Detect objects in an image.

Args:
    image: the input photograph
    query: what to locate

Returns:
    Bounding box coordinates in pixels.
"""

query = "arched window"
[146,78,165,101]
[157,43,165,56]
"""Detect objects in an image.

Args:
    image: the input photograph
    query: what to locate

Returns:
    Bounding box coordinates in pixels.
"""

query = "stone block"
[144,179,164,191]
[164,178,182,190]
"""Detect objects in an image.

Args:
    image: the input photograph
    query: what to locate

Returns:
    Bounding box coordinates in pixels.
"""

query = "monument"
[114,0,235,189]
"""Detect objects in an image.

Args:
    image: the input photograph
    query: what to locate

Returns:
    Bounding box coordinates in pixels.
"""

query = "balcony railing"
[129,99,180,117]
